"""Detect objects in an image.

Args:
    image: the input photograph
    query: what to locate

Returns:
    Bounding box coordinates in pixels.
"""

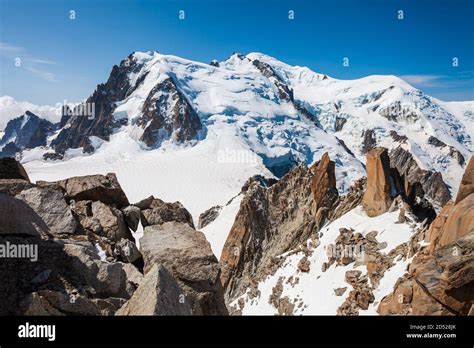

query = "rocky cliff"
[0,111,56,158]
[217,149,472,315]
[0,158,227,315]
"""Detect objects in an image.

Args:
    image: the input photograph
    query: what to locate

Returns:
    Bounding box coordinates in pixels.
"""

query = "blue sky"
[0,0,473,104]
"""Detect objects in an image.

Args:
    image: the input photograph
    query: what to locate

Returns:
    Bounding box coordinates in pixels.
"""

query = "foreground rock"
[455,156,474,204]
[0,158,231,316]
[0,159,142,315]
[116,264,192,315]
[379,157,474,315]
[0,179,34,196]
[138,222,227,315]
[0,186,76,238]
[17,187,77,237]
[122,205,141,232]
[138,197,194,229]
[428,156,474,252]
[0,235,133,315]
[38,173,129,208]
[378,233,473,315]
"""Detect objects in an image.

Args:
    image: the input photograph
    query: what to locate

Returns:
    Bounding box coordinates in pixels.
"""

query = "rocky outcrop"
[389,146,451,209]
[220,153,338,301]
[89,201,133,242]
[378,159,474,315]
[378,233,473,315]
[389,130,408,144]
[428,156,474,252]
[0,178,34,196]
[0,193,51,236]
[0,159,142,315]
[121,205,141,232]
[310,153,339,227]
[362,147,394,217]
[455,156,474,204]
[0,111,56,158]
[38,173,129,208]
[361,129,377,154]
[428,197,474,253]
[138,77,204,147]
[0,232,134,315]
[334,116,347,132]
[428,136,465,166]
[0,157,30,181]
[116,264,192,315]
[338,270,374,315]
[114,238,142,263]
[138,197,194,228]
[16,187,77,237]
[362,146,448,220]
[0,158,229,316]
[139,222,228,315]
[51,54,145,154]
[198,205,222,229]
[327,177,366,222]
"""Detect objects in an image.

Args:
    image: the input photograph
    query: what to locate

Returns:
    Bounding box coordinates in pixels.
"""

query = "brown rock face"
[121,205,141,232]
[90,201,133,242]
[139,198,194,229]
[38,173,129,208]
[455,156,474,204]
[220,153,338,301]
[428,159,474,252]
[139,222,228,315]
[379,233,473,315]
[362,147,393,217]
[0,179,33,196]
[16,187,78,237]
[116,264,192,315]
[389,146,451,209]
[379,161,474,316]
[310,152,338,227]
[438,196,474,247]
[0,157,30,181]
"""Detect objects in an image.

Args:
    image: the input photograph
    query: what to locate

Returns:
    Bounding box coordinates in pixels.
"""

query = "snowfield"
[24,127,270,223]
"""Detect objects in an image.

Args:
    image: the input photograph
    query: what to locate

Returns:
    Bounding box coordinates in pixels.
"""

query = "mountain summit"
[2,50,472,213]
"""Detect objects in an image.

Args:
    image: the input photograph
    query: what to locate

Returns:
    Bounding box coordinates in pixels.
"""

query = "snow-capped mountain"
[1,50,472,317]
[0,96,61,129]
[0,111,57,158]
[2,50,472,213]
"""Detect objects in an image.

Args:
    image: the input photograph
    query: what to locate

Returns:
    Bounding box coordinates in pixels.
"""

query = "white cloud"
[0,41,58,82]
[399,74,445,87]
[25,66,59,83]
[29,58,56,65]
[0,96,61,129]
[0,42,23,55]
